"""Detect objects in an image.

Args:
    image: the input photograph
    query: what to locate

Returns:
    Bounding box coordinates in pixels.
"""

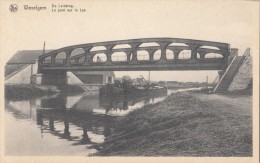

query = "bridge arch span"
[38,38,231,72]
[55,52,66,65]
[70,48,85,65]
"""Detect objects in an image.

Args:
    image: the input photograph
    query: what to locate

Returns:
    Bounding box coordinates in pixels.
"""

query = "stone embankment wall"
[67,72,84,85]
[5,64,32,84]
[228,55,252,91]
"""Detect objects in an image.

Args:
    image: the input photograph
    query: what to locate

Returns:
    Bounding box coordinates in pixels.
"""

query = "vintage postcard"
[0,0,259,163]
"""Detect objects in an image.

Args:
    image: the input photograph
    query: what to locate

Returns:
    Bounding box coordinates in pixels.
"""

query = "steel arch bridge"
[38,38,230,73]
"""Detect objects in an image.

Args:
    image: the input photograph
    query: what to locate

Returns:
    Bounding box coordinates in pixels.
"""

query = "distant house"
[5,50,115,85]
[167,81,179,84]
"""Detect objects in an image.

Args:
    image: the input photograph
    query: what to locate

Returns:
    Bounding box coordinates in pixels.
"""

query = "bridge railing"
[38,38,230,67]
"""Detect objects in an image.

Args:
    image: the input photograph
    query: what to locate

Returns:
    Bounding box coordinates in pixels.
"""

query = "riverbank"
[94,91,252,156]
[5,84,85,100]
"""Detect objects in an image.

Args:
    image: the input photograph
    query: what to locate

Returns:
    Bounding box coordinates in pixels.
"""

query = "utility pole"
[148,70,150,84]
[42,41,46,55]
[206,75,208,88]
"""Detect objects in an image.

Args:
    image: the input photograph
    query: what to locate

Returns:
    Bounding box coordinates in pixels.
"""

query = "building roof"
[5,50,53,77]
[7,50,53,64]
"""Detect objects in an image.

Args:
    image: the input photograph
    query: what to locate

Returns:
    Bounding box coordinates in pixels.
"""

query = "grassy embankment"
[5,84,85,100]
[163,82,214,89]
[94,92,252,156]
[5,85,56,100]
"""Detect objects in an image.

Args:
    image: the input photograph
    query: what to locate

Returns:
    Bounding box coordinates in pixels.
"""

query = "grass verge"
[5,84,85,100]
[5,84,56,100]
[94,92,252,156]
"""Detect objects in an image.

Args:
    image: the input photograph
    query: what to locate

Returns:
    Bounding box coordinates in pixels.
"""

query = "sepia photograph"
[0,0,259,163]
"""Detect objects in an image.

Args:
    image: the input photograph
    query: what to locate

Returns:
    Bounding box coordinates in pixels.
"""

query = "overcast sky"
[1,1,258,82]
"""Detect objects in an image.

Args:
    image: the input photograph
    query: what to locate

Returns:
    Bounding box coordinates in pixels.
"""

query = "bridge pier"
[42,72,69,85]
[30,59,68,85]
[32,72,69,85]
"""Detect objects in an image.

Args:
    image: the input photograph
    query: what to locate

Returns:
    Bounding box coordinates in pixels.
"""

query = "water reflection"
[98,89,168,116]
[34,103,114,145]
[5,88,172,155]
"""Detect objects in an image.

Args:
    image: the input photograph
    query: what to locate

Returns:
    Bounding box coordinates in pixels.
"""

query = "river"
[4,88,196,156]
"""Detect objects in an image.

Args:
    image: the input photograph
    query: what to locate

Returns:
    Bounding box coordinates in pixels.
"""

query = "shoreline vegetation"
[5,84,85,100]
[93,91,252,156]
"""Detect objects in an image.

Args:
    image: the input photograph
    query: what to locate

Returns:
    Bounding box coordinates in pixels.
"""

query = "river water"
[4,88,195,156]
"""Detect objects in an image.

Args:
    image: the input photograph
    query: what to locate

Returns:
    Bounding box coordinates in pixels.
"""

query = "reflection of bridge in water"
[5,94,116,147]
[36,108,113,146]
[5,90,168,148]
[38,38,231,72]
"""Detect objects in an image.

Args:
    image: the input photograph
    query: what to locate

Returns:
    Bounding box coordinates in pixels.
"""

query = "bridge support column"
[198,51,207,59]
[158,42,171,63]
[65,49,73,66]
[105,45,115,65]
[129,43,141,64]
[83,46,92,65]
[189,44,201,61]
[126,51,132,62]
[51,55,56,66]
[172,49,182,61]
[146,49,156,60]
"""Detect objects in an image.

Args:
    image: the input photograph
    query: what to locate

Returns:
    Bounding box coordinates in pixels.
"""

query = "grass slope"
[5,84,84,100]
[5,85,55,100]
[95,92,252,156]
